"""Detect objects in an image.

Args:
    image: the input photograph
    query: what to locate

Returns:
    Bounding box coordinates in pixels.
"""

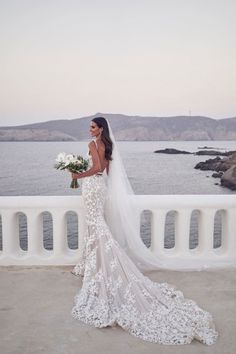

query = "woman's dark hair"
[92,117,113,161]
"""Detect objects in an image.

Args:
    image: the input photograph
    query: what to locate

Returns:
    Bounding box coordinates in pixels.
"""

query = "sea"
[0,140,236,250]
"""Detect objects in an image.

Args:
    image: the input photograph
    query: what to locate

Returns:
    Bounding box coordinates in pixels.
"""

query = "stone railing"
[0,195,236,269]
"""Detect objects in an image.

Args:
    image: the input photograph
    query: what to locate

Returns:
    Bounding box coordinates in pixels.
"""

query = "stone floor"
[0,266,236,354]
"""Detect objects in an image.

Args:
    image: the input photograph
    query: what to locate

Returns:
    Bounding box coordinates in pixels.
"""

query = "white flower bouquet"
[54,152,89,188]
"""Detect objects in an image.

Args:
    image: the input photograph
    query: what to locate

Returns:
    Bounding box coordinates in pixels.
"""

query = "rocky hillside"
[0,113,236,141]
[0,129,76,141]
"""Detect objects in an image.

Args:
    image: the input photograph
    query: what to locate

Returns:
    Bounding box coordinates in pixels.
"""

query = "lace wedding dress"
[71,150,218,346]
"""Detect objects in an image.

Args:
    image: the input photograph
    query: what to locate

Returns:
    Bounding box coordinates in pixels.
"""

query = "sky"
[0,0,236,126]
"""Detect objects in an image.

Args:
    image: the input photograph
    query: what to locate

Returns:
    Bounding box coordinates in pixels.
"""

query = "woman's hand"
[72,172,79,179]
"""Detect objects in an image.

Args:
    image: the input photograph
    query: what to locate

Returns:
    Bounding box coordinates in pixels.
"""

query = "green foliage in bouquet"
[54,152,89,188]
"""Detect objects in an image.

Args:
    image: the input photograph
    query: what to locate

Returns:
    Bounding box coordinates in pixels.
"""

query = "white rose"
[56,152,67,163]
[66,154,74,160]
[70,156,78,163]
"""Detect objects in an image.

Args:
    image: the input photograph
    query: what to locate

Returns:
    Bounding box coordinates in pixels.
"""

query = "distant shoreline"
[0,114,236,141]
[1,139,236,142]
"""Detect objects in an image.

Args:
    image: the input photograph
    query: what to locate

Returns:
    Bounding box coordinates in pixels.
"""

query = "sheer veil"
[104,119,236,272]
[104,119,172,272]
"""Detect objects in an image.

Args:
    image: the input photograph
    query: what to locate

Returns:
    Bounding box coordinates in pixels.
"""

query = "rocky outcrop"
[155,149,236,156]
[212,172,224,178]
[195,152,236,191]
[198,146,215,149]
[154,147,236,190]
[195,150,236,156]
[154,148,236,190]
[221,166,236,190]
[194,157,228,171]
[154,148,192,154]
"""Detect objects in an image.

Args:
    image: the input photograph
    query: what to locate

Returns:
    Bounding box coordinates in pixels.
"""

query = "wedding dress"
[71,139,218,346]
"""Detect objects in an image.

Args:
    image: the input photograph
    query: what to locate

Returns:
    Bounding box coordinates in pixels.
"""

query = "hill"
[0,113,236,141]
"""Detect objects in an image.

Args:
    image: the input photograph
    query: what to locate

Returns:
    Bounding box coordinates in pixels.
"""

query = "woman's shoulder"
[88,139,97,147]
[88,139,105,150]
[87,140,98,156]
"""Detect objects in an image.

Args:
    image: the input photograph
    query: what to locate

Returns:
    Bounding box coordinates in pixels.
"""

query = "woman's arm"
[71,141,102,179]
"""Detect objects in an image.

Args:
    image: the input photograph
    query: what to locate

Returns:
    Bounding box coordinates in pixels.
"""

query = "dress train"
[71,169,218,345]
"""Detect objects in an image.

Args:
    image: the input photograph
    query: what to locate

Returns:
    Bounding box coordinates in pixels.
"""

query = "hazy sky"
[1,0,236,126]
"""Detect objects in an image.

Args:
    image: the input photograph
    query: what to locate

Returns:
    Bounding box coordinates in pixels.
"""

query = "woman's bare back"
[89,140,109,173]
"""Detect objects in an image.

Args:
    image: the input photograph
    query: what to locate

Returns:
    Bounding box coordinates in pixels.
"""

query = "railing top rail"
[0,196,84,209]
[0,194,235,209]
[130,194,236,209]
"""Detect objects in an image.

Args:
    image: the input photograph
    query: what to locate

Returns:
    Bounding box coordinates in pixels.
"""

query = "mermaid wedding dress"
[71,143,218,346]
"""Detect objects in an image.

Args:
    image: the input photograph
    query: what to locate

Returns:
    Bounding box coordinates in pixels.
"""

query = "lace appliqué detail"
[71,173,218,345]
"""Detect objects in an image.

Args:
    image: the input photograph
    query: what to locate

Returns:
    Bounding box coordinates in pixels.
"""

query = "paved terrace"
[0,266,236,354]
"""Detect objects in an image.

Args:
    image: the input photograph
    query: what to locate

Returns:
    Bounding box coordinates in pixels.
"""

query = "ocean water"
[0,141,236,250]
[1,140,236,196]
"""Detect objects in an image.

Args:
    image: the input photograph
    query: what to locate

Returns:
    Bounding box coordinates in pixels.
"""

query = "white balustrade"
[0,195,236,269]
[131,194,236,269]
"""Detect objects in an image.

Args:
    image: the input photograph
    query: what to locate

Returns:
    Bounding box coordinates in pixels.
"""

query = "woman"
[70,117,218,345]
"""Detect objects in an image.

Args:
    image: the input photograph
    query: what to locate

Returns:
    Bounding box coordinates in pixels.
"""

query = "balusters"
[196,209,216,255]
[0,195,236,267]
[174,209,192,254]
[1,210,20,256]
[52,210,68,258]
[26,211,44,255]
[221,208,236,255]
[150,209,166,255]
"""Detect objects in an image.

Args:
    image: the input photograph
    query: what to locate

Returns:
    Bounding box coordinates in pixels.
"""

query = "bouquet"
[54,152,89,188]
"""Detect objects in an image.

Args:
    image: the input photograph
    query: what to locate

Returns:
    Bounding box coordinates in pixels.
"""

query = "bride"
[70,117,218,345]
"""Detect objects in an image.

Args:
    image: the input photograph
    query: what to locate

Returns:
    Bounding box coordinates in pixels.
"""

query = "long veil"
[104,119,236,272]
[104,119,172,272]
